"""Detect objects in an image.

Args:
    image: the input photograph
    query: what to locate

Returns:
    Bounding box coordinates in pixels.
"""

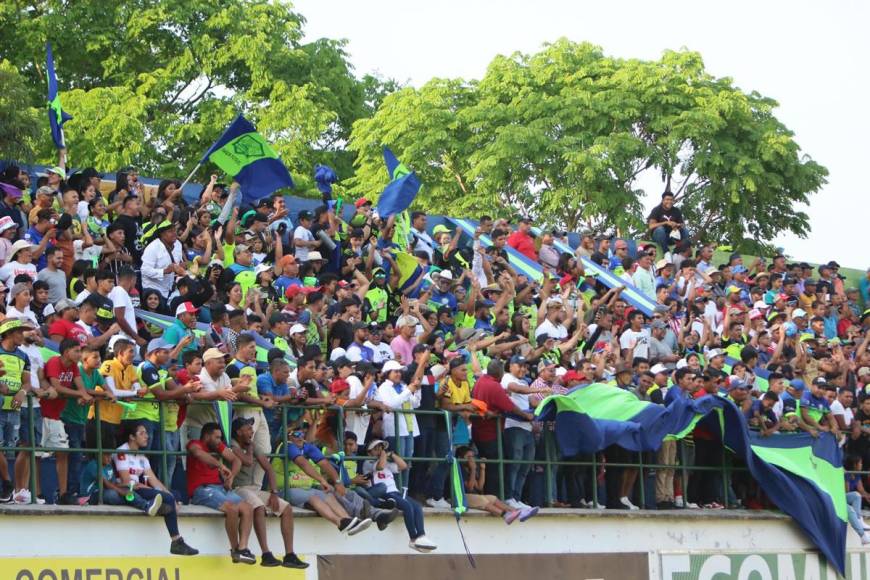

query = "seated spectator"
[229,417,308,569]
[647,190,689,251]
[363,439,437,552]
[186,422,256,564]
[456,446,537,523]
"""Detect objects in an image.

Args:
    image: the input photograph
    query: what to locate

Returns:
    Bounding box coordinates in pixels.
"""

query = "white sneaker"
[862,533,870,545]
[413,535,438,551]
[505,499,522,510]
[347,517,372,536]
[517,500,532,510]
[863,522,870,531]
[619,496,639,511]
[674,496,685,508]
[13,489,31,504]
[425,498,451,510]
[686,501,700,509]
[146,493,163,517]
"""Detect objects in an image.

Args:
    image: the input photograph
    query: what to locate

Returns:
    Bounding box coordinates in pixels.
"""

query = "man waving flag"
[46,42,72,149]
[202,114,294,204]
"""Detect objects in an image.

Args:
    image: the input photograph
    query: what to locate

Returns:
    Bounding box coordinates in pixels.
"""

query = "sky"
[295,0,869,268]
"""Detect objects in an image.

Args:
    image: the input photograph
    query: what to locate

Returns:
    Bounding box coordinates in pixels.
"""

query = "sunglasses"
[290,430,305,438]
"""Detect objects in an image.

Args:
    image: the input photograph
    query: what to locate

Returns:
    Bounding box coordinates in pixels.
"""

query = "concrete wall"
[0,505,867,580]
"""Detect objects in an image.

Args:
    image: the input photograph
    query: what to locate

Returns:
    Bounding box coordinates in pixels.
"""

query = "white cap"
[307,251,323,261]
[792,308,808,319]
[329,347,347,362]
[753,300,768,310]
[706,348,725,359]
[650,363,668,375]
[437,270,453,281]
[675,359,688,369]
[555,367,568,377]
[254,263,272,275]
[289,323,307,335]
[382,360,405,373]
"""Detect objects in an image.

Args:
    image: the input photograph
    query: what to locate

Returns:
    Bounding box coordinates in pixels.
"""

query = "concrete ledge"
[0,502,800,520]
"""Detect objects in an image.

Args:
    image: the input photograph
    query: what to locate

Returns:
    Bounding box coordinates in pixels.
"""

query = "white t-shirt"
[75,289,92,306]
[186,369,232,427]
[364,341,394,364]
[535,318,568,340]
[6,305,38,327]
[501,373,531,431]
[0,260,37,287]
[345,374,371,442]
[363,460,400,494]
[113,443,152,484]
[293,226,314,262]
[620,328,650,359]
[108,286,136,340]
[830,400,853,428]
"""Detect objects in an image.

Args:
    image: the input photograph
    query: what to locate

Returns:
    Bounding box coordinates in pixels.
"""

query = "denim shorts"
[191,484,242,510]
[284,487,327,508]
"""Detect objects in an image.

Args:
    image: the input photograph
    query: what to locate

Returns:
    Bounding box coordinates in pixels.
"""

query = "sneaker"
[862,533,870,546]
[58,492,78,506]
[516,500,532,510]
[426,498,451,509]
[686,501,700,509]
[170,538,199,556]
[260,552,281,567]
[338,517,358,534]
[518,506,539,522]
[347,517,372,536]
[147,494,163,517]
[702,502,725,510]
[619,496,639,511]
[282,553,309,569]
[0,480,13,503]
[35,495,46,505]
[376,508,400,531]
[674,496,685,508]
[503,510,521,525]
[505,498,523,510]
[13,489,31,504]
[863,523,870,531]
[234,548,256,565]
[413,535,438,551]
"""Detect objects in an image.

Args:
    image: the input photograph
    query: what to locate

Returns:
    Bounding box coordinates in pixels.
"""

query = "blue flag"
[46,42,72,149]
[201,115,294,204]
[376,147,421,218]
[537,386,847,574]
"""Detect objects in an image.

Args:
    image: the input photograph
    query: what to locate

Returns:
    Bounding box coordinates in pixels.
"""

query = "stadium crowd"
[1,157,870,563]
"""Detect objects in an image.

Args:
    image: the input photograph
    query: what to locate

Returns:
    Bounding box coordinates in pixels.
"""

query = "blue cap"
[509,355,528,365]
[789,379,806,391]
[731,265,747,274]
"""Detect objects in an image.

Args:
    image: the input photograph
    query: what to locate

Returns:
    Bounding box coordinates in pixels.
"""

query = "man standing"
[109,266,145,347]
[230,418,309,569]
[112,194,145,263]
[162,301,199,362]
[187,422,256,564]
[506,218,537,261]
[185,348,252,445]
[141,221,185,300]
[647,190,689,251]
[0,319,32,501]
[36,247,66,303]
[292,210,319,262]
[500,356,538,510]
[227,335,271,474]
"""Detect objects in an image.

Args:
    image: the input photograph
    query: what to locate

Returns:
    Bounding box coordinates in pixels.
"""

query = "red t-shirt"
[471,374,518,444]
[48,318,89,346]
[186,439,226,497]
[507,231,538,261]
[43,356,80,420]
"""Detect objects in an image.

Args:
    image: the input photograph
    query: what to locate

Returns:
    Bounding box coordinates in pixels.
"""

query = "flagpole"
[178,161,204,191]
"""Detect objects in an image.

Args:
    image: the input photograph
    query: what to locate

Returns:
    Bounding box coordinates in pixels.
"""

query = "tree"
[0,0,395,193]
[0,60,41,163]
[347,39,827,248]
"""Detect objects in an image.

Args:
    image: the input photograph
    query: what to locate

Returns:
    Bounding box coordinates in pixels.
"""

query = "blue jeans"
[504,428,535,502]
[389,435,415,460]
[0,409,21,450]
[847,491,865,537]
[100,487,179,537]
[64,422,86,492]
[651,226,689,250]
[425,430,451,501]
[386,491,426,540]
[410,426,436,496]
[162,430,181,493]
[192,484,242,511]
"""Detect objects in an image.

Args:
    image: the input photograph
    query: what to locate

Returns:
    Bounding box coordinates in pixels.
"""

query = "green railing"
[0,395,846,510]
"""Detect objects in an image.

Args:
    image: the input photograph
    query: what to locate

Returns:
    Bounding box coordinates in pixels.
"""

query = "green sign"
[661,552,867,580]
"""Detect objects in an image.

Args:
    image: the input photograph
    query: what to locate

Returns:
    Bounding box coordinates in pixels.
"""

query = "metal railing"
[0,395,847,510]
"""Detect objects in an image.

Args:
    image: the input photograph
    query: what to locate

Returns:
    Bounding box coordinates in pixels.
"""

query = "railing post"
[543,428,554,507]
[591,452,599,508]
[679,441,688,509]
[281,404,289,500]
[158,402,168,485]
[496,416,505,501]
[27,394,37,505]
[638,451,646,509]
[95,402,103,504]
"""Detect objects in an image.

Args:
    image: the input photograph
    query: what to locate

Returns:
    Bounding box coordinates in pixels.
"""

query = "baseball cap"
[706,348,725,359]
[354,198,371,208]
[202,348,227,362]
[298,210,313,221]
[437,270,454,281]
[175,301,198,316]
[650,320,666,329]
[146,339,170,355]
[509,355,528,365]
[329,379,350,394]
[231,417,255,435]
[269,311,291,326]
[55,298,78,312]
[46,166,66,180]
[289,323,307,335]
[789,379,807,391]
[812,376,828,387]
[382,360,404,373]
[307,251,323,261]
[728,377,749,391]
[562,370,586,383]
[792,308,808,319]
[432,224,451,235]
[650,363,668,375]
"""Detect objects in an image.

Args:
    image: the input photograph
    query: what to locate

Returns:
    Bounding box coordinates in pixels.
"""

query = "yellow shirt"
[447,377,472,405]
[88,359,138,425]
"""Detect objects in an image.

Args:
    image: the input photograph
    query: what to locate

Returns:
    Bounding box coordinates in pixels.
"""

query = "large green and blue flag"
[377,147,421,218]
[201,115,293,204]
[46,42,72,149]
[536,386,847,574]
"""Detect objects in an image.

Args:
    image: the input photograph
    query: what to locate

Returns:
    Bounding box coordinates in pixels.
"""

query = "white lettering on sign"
[737,555,772,580]
[698,554,730,580]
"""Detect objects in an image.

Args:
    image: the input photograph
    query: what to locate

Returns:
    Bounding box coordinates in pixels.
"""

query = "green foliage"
[0,0,398,189]
[0,60,41,162]
[347,39,827,246]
